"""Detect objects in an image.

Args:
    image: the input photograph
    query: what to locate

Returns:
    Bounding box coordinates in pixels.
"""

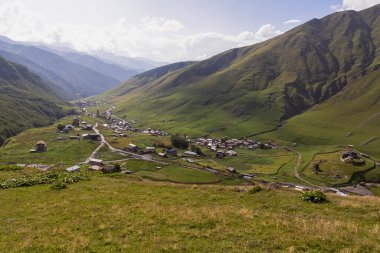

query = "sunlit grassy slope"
[106,5,380,141]
[261,69,380,160]
[0,117,98,165]
[0,175,379,252]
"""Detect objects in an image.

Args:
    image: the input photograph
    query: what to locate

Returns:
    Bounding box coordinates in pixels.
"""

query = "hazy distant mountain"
[61,52,138,82]
[0,56,66,145]
[33,43,166,72]
[0,50,74,100]
[93,51,169,72]
[0,37,122,99]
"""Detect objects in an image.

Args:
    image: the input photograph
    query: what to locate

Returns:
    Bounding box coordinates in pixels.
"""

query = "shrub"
[249,186,262,194]
[191,145,203,155]
[50,180,67,190]
[300,190,327,203]
[57,124,65,131]
[113,163,121,172]
[0,171,89,190]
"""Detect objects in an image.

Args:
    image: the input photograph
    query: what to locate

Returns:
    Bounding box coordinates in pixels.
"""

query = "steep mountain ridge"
[0,50,73,100]
[0,38,121,99]
[107,5,380,140]
[0,56,67,145]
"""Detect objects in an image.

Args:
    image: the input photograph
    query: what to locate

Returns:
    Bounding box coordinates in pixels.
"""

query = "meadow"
[0,174,379,252]
[0,116,99,165]
[302,152,375,186]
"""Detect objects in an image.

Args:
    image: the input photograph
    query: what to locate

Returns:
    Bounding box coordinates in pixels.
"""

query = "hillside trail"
[289,147,347,196]
[86,122,168,164]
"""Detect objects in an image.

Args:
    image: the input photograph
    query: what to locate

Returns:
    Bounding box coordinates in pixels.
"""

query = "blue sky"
[118,0,340,33]
[0,0,379,61]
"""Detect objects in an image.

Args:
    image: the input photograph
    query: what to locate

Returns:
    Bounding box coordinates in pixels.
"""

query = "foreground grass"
[136,165,221,184]
[0,175,379,252]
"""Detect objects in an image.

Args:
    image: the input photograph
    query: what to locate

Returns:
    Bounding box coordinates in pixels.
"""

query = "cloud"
[0,3,283,62]
[284,19,301,25]
[142,16,185,32]
[332,0,380,11]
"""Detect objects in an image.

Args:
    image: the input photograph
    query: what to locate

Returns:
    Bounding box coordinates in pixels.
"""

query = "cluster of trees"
[171,134,189,149]
[170,134,203,155]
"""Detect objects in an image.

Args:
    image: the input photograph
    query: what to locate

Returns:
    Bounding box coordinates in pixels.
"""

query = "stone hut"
[72,117,80,127]
[36,141,47,152]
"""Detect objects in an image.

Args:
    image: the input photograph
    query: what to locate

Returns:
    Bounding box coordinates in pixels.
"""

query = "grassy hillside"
[0,56,67,145]
[261,68,380,159]
[0,50,73,100]
[0,117,98,164]
[106,61,196,96]
[106,5,380,136]
[0,174,379,252]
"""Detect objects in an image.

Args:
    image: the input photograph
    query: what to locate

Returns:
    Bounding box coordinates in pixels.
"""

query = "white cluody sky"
[0,0,379,62]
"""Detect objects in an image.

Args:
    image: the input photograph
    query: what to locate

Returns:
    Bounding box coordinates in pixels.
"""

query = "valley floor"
[0,102,379,252]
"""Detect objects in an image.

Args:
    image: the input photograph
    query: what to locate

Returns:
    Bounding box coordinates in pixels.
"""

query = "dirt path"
[291,148,317,187]
[89,123,168,164]
[288,147,348,195]
[84,141,105,163]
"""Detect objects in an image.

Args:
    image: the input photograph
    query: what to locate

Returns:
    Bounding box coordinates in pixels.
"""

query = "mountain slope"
[62,52,139,82]
[108,5,380,140]
[107,61,196,96]
[262,67,380,159]
[0,39,121,99]
[0,50,73,100]
[0,56,67,145]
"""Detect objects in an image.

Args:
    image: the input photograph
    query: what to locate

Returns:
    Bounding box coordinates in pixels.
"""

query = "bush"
[50,180,67,190]
[57,124,65,131]
[300,190,327,203]
[114,163,121,172]
[249,186,262,194]
[191,145,203,155]
[0,171,89,190]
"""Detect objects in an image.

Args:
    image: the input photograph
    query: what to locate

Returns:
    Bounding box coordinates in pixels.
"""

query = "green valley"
[1,2,380,252]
